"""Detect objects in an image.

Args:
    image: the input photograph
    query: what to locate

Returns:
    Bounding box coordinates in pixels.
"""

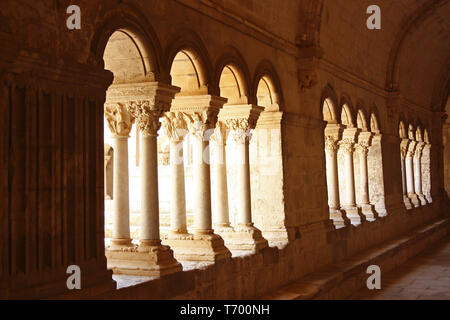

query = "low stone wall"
[96,203,448,300]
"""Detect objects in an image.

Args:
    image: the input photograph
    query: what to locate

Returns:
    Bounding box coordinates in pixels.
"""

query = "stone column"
[400,139,413,209]
[218,104,268,253]
[339,129,364,226]
[105,82,182,277]
[104,103,135,249]
[356,132,376,221]
[166,94,231,262]
[210,122,232,231]
[405,141,420,207]
[414,142,427,205]
[324,124,347,228]
[161,112,190,237]
[422,143,433,203]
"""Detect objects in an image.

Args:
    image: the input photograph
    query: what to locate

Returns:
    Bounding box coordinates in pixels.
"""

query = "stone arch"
[90,4,163,81]
[408,123,416,140]
[215,47,252,104]
[399,121,407,139]
[164,30,213,95]
[356,109,369,131]
[424,128,430,144]
[320,85,339,123]
[370,113,381,134]
[341,104,354,127]
[253,60,284,111]
[339,94,355,127]
[385,0,446,91]
[416,125,423,142]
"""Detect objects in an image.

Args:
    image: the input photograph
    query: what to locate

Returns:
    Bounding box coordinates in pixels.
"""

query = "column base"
[408,193,420,207]
[162,231,231,262]
[403,195,414,210]
[417,193,427,206]
[329,208,350,228]
[105,240,182,277]
[342,206,365,226]
[218,224,268,253]
[425,194,433,203]
[108,238,134,251]
[359,203,377,222]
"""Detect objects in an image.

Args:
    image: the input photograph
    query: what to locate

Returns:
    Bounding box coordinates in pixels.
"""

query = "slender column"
[161,112,189,236]
[405,141,420,207]
[221,114,268,252]
[164,95,231,262]
[356,133,376,221]
[210,122,231,230]
[339,132,364,226]
[104,103,135,248]
[229,120,252,226]
[414,142,427,205]
[127,100,166,247]
[324,135,346,227]
[423,143,433,203]
[400,139,413,209]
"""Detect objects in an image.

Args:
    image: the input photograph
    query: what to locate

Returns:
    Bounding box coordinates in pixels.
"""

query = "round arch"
[253,60,284,111]
[164,30,213,94]
[90,5,163,81]
[214,46,252,104]
[320,85,339,123]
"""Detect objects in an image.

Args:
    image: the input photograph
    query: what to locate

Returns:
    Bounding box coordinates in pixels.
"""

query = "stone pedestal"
[106,241,181,277]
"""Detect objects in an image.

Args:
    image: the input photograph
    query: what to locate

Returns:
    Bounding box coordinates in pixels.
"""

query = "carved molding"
[324,135,338,152]
[210,121,228,145]
[338,139,355,154]
[226,119,254,144]
[184,110,218,140]
[104,103,135,137]
[161,112,189,141]
[127,100,163,137]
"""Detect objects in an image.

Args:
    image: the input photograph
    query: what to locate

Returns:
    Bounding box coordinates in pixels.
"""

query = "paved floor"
[350,236,450,300]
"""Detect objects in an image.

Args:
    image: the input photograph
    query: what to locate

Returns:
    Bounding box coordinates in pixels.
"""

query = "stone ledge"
[260,217,450,300]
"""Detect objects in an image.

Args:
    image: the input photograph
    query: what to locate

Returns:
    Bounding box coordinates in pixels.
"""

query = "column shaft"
[213,142,230,227]
[358,150,370,204]
[170,139,187,233]
[405,155,415,194]
[140,135,160,243]
[236,140,252,226]
[193,137,212,233]
[325,149,340,210]
[342,151,356,207]
[112,136,131,243]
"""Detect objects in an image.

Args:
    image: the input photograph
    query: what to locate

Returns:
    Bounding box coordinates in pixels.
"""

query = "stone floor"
[350,236,450,300]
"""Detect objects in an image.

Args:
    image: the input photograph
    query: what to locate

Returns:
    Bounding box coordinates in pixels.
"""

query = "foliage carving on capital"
[356,142,370,155]
[400,146,408,159]
[105,103,135,137]
[414,143,424,158]
[161,112,189,141]
[226,118,253,144]
[185,110,218,140]
[127,100,162,137]
[210,121,227,145]
[324,135,339,152]
[338,138,355,154]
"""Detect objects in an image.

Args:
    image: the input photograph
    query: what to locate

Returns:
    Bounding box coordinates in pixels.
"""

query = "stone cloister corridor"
[0,0,449,302]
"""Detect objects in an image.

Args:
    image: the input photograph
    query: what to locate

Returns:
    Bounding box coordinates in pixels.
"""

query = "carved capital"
[356,142,370,155]
[338,139,355,154]
[105,103,135,137]
[161,112,189,141]
[324,135,339,152]
[127,100,163,137]
[226,119,253,144]
[415,143,425,158]
[185,110,218,140]
[400,146,408,159]
[210,121,228,145]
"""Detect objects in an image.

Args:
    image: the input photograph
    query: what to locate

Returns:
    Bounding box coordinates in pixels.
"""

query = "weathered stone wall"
[0,0,448,299]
